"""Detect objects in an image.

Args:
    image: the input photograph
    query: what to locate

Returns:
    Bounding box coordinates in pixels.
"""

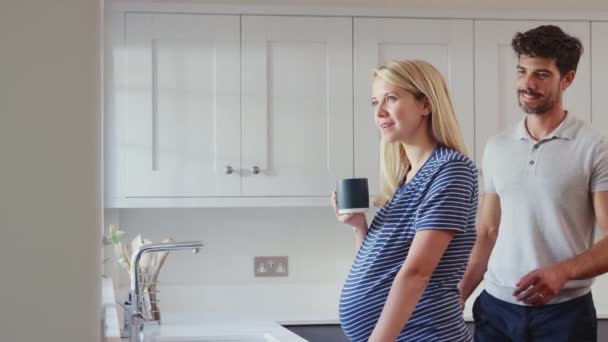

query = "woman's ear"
[422,98,432,116]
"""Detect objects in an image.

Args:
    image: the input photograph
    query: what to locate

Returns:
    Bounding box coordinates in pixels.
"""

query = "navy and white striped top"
[339,145,478,342]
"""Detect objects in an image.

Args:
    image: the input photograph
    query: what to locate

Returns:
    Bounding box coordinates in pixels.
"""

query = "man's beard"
[518,89,556,115]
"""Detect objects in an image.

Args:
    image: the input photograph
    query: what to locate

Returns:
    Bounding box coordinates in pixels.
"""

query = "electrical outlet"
[254,256,288,277]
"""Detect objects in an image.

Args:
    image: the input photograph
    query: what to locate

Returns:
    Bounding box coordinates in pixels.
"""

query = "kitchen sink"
[151,333,279,342]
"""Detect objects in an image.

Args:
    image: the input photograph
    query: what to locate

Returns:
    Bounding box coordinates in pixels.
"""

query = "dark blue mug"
[336,178,369,214]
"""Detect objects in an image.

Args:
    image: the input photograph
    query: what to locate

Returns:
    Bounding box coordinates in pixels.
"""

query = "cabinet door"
[475,20,591,164]
[592,22,608,136]
[354,18,474,196]
[241,16,353,196]
[120,13,240,197]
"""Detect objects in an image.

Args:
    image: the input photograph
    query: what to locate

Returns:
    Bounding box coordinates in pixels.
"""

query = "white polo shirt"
[482,112,608,305]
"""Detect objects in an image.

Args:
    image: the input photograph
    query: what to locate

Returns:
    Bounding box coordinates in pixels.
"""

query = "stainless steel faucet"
[125,241,204,342]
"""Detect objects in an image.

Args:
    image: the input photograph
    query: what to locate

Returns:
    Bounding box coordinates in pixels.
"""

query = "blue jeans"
[473,290,597,342]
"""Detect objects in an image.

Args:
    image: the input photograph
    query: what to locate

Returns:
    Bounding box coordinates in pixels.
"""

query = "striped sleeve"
[414,161,477,232]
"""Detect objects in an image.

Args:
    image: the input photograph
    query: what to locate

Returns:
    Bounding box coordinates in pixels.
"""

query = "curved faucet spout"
[127,240,204,342]
[129,241,204,293]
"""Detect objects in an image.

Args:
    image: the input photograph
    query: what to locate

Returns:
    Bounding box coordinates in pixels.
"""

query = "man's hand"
[513,263,570,306]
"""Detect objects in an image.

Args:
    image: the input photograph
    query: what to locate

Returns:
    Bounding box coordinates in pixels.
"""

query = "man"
[459,25,608,341]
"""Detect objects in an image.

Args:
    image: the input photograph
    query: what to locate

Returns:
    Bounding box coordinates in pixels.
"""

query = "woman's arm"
[368,229,456,342]
[459,193,500,305]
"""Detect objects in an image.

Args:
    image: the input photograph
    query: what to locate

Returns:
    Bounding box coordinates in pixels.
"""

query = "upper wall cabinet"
[592,22,608,136]
[107,13,353,206]
[106,8,600,208]
[353,18,474,195]
[241,16,353,197]
[474,20,591,163]
[118,13,241,198]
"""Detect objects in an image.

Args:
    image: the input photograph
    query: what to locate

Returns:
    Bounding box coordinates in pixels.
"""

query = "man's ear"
[561,70,576,91]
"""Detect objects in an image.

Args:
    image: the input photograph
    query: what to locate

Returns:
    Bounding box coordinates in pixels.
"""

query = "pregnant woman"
[332,59,478,342]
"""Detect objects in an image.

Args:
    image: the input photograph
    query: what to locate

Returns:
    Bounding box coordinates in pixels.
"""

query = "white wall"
[105,209,608,321]
[105,207,357,321]
[0,1,102,341]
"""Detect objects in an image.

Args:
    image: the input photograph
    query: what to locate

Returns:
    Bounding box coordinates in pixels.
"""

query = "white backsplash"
[104,207,359,320]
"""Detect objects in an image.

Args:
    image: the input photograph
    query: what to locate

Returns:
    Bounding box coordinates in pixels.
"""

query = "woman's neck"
[402,136,437,181]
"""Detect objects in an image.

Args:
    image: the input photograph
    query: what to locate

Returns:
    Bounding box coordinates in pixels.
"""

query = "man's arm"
[458,193,501,304]
[514,191,608,305]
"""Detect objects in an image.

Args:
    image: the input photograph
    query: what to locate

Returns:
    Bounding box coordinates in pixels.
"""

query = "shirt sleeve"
[415,161,478,232]
[481,140,496,194]
[591,136,608,192]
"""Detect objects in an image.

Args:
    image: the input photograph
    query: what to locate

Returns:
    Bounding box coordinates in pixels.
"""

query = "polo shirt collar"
[513,111,577,141]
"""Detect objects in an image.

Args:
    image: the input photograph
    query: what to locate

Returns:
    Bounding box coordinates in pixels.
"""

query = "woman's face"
[371,77,430,144]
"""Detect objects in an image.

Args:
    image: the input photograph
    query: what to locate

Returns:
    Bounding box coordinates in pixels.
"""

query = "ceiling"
[143,0,608,12]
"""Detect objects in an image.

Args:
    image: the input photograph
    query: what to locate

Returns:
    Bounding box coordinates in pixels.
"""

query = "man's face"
[516,55,573,115]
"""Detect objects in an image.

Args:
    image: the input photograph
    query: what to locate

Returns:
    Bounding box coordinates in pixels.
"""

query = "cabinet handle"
[250,166,261,175]
[224,165,234,175]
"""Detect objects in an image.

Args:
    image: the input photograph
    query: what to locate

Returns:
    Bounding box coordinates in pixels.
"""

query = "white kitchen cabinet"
[107,10,597,207]
[241,16,353,196]
[109,13,353,205]
[353,18,475,195]
[119,13,241,197]
[592,22,608,136]
[474,20,591,164]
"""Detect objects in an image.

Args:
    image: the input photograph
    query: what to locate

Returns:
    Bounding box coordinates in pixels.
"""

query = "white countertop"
[103,279,308,341]
[141,313,307,342]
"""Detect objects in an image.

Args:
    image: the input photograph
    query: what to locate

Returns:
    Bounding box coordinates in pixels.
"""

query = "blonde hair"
[373,59,468,207]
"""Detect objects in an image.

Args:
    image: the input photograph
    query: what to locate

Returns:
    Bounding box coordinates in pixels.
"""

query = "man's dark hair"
[511,25,583,76]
